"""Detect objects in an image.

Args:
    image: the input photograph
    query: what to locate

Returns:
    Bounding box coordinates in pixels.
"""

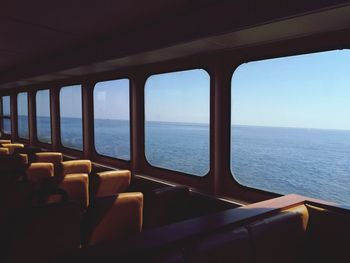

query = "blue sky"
[145,69,210,124]
[232,50,350,130]
[59,85,82,118]
[53,50,350,130]
[2,96,11,116]
[94,79,129,120]
[17,92,28,115]
[36,89,50,117]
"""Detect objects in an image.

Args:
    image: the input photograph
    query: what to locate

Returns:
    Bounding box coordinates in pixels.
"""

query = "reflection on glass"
[94,79,130,160]
[36,89,51,144]
[60,85,83,150]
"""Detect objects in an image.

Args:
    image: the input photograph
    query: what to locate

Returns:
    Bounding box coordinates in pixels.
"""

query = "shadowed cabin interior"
[1,1,350,262]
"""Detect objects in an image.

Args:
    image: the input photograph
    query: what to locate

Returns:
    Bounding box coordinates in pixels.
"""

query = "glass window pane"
[231,50,350,204]
[1,96,11,134]
[36,89,51,144]
[94,79,130,160]
[17,92,29,139]
[60,85,83,150]
[145,69,210,176]
[3,119,11,134]
[2,96,10,116]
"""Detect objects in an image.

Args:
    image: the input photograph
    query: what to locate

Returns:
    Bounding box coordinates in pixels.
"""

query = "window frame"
[92,77,132,162]
[228,48,350,200]
[143,67,212,178]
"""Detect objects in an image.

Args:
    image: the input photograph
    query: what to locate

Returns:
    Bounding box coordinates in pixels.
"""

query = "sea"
[16,116,350,205]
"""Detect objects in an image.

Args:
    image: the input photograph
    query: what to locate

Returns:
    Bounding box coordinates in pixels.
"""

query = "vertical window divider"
[28,90,36,144]
[131,75,146,174]
[212,62,233,195]
[0,97,3,133]
[82,81,94,159]
[11,93,17,142]
[51,86,61,151]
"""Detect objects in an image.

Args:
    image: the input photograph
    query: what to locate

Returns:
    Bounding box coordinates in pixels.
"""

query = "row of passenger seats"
[0,140,144,263]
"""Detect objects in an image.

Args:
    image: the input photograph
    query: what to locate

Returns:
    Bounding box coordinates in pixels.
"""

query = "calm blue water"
[18,117,350,204]
[232,126,350,204]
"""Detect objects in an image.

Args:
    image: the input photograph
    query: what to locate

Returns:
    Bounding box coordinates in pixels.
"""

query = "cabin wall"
[1,28,350,203]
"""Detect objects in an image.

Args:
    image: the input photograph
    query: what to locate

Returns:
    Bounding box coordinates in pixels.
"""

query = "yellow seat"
[51,173,89,209]
[35,152,63,176]
[35,152,63,166]
[85,192,143,246]
[0,139,11,146]
[2,143,24,154]
[26,162,54,183]
[0,147,9,155]
[92,170,131,198]
[61,160,92,177]
[18,153,28,165]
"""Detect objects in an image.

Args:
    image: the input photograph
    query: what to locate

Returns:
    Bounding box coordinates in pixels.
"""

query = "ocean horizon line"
[33,115,350,132]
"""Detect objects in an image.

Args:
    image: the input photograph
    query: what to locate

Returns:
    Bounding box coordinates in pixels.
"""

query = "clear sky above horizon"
[232,49,350,130]
[145,69,210,124]
[49,49,350,130]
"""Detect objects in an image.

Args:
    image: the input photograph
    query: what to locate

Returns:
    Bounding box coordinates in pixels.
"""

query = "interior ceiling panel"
[0,0,190,36]
[0,50,24,70]
[0,0,349,89]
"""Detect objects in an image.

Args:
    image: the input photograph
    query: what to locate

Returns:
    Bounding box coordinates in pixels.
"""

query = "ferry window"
[17,92,29,139]
[93,79,130,160]
[1,96,11,134]
[59,85,83,150]
[231,50,350,204]
[36,89,51,144]
[145,69,210,176]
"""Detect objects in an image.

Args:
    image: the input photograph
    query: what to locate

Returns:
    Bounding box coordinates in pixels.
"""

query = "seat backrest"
[2,143,24,154]
[35,152,63,177]
[0,139,11,145]
[6,201,81,263]
[83,192,143,246]
[53,173,89,209]
[144,186,190,228]
[91,170,131,199]
[247,205,308,263]
[305,204,350,263]
[0,147,9,155]
[35,152,63,166]
[26,162,54,184]
[14,146,42,163]
[61,160,92,177]
[185,227,253,263]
